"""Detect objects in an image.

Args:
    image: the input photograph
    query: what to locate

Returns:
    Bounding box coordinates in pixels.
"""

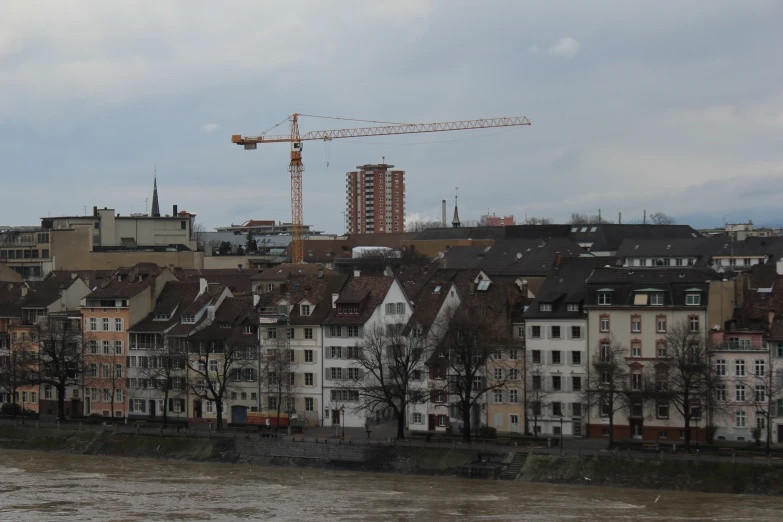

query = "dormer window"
[244,325,254,334]
[219,322,231,328]
[154,314,169,321]
[597,292,612,305]
[685,293,701,306]
[182,315,195,324]
[337,304,359,315]
[566,303,579,312]
[539,303,552,312]
[650,293,664,306]
[301,304,311,317]
[476,280,490,292]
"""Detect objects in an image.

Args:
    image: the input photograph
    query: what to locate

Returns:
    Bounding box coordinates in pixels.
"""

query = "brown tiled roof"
[323,276,394,325]
[87,264,168,299]
[190,296,258,344]
[256,272,348,325]
[128,281,201,333]
[18,272,83,309]
[283,233,414,263]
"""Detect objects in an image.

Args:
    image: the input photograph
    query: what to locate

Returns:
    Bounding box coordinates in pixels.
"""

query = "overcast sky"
[2,1,782,232]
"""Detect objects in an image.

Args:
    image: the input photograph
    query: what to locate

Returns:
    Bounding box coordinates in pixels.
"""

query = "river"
[0,451,781,521]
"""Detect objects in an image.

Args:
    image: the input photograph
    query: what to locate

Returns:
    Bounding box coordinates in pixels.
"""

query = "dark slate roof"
[584,267,717,308]
[0,282,23,318]
[413,227,505,241]
[503,224,572,239]
[441,238,590,276]
[524,257,617,319]
[17,272,79,309]
[128,281,201,333]
[615,236,783,265]
[250,263,325,281]
[571,224,702,252]
[189,296,258,345]
[323,276,394,325]
[174,268,253,294]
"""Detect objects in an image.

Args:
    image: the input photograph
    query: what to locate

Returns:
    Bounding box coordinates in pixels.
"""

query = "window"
[599,316,610,333]
[102,340,111,354]
[631,316,641,333]
[305,350,313,363]
[735,410,747,428]
[182,315,195,324]
[244,325,254,335]
[715,359,726,376]
[102,318,110,331]
[438,415,447,427]
[650,293,664,306]
[686,293,701,306]
[716,383,727,402]
[599,342,611,362]
[656,316,667,333]
[601,371,611,385]
[689,315,700,332]
[735,384,746,402]
[347,326,359,338]
[509,349,518,360]
[531,350,541,364]
[305,373,313,386]
[735,360,746,377]
[552,402,562,416]
[566,303,579,312]
[87,363,98,378]
[348,368,360,380]
[631,341,641,358]
[572,376,582,391]
[397,302,406,315]
[44,385,52,400]
[508,389,519,404]
[267,328,277,339]
[114,341,123,355]
[631,372,642,391]
[115,364,123,378]
[494,390,504,404]
[552,376,562,391]
[305,398,314,412]
[539,303,552,312]
[89,318,97,331]
[754,359,766,377]
[508,369,519,380]
[301,304,310,316]
[657,401,669,419]
[532,375,541,390]
[597,292,612,305]
[552,351,561,364]
[600,402,611,417]
[329,346,343,359]
[656,342,667,358]
[329,367,342,380]
[347,346,361,359]
[755,384,766,403]
[570,326,582,339]
[209,360,218,372]
[494,368,503,380]
[551,326,561,338]
[531,325,541,339]
[115,318,123,332]
[413,412,423,424]
[287,328,294,340]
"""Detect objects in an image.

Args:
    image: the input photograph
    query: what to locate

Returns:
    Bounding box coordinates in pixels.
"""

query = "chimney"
[93,206,98,217]
[173,204,178,215]
[555,251,561,267]
[237,264,243,272]
[384,265,393,277]
[442,200,447,227]
[643,210,647,224]
[353,269,361,278]
[618,212,622,224]
[332,293,339,308]
[198,277,208,296]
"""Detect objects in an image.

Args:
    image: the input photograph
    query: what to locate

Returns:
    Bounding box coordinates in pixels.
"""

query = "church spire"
[452,186,461,228]
[151,167,160,217]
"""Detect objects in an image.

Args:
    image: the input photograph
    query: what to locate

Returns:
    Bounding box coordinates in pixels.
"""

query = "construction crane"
[232,114,531,263]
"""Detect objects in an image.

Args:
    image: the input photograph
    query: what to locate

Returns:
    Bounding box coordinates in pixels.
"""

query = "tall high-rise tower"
[345,163,405,234]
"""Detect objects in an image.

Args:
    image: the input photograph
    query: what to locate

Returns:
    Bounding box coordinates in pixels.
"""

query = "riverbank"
[2,426,782,496]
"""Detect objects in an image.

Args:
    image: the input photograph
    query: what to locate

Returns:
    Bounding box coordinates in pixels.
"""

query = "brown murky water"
[0,450,781,521]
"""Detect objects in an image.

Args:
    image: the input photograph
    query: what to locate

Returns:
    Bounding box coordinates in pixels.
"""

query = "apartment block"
[346,164,405,234]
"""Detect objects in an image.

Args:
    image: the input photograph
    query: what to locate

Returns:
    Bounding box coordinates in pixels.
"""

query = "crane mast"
[233,114,530,263]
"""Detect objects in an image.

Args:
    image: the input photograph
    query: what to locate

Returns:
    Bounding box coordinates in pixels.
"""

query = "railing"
[712,342,768,352]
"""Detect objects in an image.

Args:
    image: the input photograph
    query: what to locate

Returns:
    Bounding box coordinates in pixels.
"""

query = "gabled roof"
[250,263,325,281]
[615,236,783,264]
[0,282,24,318]
[189,296,258,344]
[584,267,717,308]
[18,272,83,309]
[128,281,201,333]
[87,264,169,299]
[255,271,348,325]
[174,268,253,294]
[323,276,395,325]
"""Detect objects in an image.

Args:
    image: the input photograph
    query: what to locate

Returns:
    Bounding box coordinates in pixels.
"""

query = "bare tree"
[191,223,207,251]
[405,220,443,233]
[524,216,553,225]
[739,352,783,455]
[570,213,611,225]
[0,349,31,417]
[433,307,512,442]
[648,213,676,225]
[25,313,84,420]
[137,336,188,428]
[187,335,258,431]
[584,338,630,448]
[261,334,296,430]
[524,353,551,439]
[648,321,712,452]
[348,321,428,439]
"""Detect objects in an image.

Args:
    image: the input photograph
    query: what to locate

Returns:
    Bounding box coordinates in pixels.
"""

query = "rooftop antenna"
[83,206,87,216]
[382,156,385,164]
[145,198,148,215]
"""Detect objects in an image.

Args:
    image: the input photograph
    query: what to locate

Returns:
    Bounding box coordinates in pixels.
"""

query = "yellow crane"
[232,114,531,263]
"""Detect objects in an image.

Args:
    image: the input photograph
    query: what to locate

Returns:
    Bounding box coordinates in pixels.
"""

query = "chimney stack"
[442,200,447,227]
[173,204,178,215]
[555,251,561,267]
[643,210,647,224]
[618,212,622,224]
[93,206,98,217]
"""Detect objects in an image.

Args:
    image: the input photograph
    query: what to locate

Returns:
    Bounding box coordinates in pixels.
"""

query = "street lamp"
[341,406,345,438]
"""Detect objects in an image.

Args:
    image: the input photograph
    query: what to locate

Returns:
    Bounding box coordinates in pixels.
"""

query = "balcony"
[712,341,768,352]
